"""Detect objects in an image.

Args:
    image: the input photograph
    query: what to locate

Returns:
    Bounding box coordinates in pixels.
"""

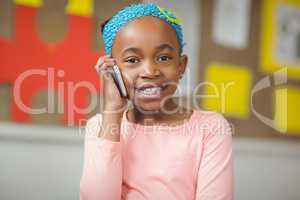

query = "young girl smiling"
[80,3,233,200]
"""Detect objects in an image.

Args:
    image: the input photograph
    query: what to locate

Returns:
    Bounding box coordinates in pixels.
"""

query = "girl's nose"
[139,62,161,78]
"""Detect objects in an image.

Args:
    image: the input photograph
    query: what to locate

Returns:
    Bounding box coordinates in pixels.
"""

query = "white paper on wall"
[212,0,251,49]
[277,4,300,65]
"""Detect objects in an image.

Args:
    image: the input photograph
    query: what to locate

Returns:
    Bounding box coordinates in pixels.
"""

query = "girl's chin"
[132,101,163,114]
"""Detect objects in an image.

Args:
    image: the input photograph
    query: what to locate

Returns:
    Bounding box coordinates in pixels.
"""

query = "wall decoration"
[202,63,252,118]
[260,0,300,79]
[0,1,100,125]
[212,0,251,49]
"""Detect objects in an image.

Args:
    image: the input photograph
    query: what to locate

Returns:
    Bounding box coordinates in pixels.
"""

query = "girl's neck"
[127,99,193,126]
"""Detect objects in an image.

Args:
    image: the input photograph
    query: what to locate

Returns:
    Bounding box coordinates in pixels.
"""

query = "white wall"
[1,122,300,200]
[0,123,83,200]
[234,138,300,200]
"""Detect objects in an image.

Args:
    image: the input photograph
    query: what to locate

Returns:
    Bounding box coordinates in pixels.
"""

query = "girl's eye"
[125,57,139,63]
[158,55,172,62]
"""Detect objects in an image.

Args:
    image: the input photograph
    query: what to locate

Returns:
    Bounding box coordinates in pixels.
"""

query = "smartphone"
[110,65,128,98]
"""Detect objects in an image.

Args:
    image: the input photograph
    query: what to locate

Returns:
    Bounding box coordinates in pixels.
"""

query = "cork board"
[198,0,300,139]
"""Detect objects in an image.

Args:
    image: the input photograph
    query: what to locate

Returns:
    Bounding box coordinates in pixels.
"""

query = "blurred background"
[0,0,300,199]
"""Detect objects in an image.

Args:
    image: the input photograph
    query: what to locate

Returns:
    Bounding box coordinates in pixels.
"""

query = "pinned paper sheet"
[202,63,252,118]
[275,86,300,135]
[212,0,251,49]
[276,4,300,65]
[260,0,300,79]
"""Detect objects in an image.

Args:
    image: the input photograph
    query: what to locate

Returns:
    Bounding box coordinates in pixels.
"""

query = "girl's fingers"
[97,62,115,77]
[103,58,116,63]
[102,62,115,68]
[102,54,111,59]
[95,57,104,71]
[102,70,113,80]
[95,55,113,66]
[95,57,115,73]
[100,55,114,63]
[100,69,111,79]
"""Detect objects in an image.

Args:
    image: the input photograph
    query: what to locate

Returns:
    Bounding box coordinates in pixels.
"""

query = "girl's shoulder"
[189,109,232,134]
[190,109,228,123]
[192,110,233,138]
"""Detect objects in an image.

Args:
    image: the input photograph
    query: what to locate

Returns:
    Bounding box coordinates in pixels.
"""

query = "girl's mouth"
[135,84,168,99]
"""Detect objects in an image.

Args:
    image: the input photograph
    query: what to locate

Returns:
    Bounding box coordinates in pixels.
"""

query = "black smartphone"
[110,65,128,98]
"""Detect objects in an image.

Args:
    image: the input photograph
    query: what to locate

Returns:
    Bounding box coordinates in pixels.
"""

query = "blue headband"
[102,3,184,54]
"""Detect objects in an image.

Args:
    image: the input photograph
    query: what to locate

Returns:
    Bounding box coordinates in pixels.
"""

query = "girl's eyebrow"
[155,43,175,52]
[121,43,175,56]
[121,47,141,56]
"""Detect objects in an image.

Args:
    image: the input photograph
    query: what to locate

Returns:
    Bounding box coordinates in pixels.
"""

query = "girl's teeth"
[139,87,161,95]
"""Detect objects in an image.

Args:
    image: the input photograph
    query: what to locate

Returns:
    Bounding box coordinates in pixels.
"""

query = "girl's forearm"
[80,113,123,200]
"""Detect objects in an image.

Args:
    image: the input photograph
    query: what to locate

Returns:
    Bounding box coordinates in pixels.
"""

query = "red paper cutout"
[0,5,103,125]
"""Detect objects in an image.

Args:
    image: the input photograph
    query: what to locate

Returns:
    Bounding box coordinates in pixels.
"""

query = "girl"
[80,3,233,200]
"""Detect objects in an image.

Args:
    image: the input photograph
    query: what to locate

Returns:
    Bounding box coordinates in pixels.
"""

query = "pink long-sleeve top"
[80,109,234,200]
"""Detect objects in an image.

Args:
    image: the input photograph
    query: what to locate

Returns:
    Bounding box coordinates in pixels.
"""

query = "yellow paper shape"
[14,0,42,7]
[65,0,93,17]
[260,0,300,79]
[275,86,300,135]
[202,63,252,118]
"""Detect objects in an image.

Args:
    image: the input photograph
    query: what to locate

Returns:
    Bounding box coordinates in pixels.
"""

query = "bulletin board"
[199,0,300,138]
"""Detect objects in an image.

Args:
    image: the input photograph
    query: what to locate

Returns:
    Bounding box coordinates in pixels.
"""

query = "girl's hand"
[95,55,127,114]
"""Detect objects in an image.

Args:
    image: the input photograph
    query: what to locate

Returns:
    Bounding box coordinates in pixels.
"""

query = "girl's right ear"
[179,54,188,76]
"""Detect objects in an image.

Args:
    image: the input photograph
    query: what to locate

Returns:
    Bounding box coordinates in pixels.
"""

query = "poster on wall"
[260,0,300,79]
[212,0,251,49]
[277,4,300,66]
